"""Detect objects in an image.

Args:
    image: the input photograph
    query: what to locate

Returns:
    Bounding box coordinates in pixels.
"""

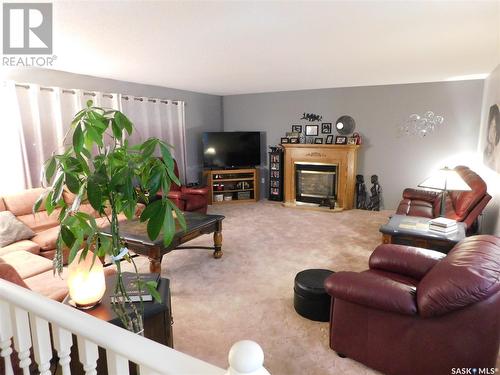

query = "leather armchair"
[324,236,500,375]
[396,166,491,233]
[164,160,209,214]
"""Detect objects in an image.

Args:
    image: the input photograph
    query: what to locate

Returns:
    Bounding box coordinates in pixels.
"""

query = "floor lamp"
[418,167,471,217]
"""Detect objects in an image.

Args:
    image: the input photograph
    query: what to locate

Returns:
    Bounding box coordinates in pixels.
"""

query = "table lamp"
[67,250,106,309]
[418,166,471,217]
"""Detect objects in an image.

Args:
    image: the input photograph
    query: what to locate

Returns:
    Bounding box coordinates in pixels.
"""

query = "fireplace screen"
[295,163,337,204]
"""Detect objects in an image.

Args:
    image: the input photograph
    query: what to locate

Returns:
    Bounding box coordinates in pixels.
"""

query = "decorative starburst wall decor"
[398,111,444,138]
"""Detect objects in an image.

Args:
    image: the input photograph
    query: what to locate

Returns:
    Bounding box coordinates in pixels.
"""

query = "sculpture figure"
[367,174,381,211]
[355,174,367,209]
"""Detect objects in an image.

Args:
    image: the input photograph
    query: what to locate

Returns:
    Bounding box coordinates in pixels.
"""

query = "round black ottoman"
[294,269,334,322]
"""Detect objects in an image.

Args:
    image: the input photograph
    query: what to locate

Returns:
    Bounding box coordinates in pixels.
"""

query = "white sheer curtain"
[0,81,186,195]
[120,95,187,183]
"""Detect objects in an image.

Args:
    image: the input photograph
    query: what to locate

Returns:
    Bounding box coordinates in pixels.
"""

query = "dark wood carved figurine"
[355,174,367,209]
[300,113,323,122]
[367,174,381,211]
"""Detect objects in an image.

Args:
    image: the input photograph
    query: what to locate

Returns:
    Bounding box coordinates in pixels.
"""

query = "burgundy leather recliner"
[324,235,500,375]
[396,166,491,233]
[160,160,209,214]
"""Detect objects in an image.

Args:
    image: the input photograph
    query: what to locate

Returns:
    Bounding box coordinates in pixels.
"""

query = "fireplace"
[295,163,337,205]
[282,144,359,210]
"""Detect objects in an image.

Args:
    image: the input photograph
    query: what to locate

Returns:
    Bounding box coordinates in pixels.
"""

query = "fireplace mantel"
[282,144,360,210]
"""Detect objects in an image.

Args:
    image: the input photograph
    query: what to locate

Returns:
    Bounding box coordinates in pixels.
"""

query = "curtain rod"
[14,83,182,105]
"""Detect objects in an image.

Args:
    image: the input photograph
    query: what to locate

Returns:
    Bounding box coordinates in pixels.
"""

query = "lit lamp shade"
[418,167,471,191]
[68,250,106,309]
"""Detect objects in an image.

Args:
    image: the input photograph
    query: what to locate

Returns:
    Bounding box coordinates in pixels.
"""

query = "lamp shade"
[418,167,471,192]
[68,250,106,309]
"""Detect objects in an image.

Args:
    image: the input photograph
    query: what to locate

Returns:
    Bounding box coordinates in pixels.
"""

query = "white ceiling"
[50,0,500,95]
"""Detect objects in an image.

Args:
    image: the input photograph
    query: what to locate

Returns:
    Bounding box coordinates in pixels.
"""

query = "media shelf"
[268,147,284,201]
[206,168,259,204]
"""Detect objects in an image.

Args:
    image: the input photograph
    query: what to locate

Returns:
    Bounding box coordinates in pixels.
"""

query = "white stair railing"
[0,279,270,375]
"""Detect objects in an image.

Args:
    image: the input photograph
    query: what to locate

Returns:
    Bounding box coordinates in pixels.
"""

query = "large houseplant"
[34,100,185,333]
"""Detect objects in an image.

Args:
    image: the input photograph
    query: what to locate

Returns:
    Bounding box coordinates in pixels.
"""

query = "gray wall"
[223,80,484,208]
[4,68,223,183]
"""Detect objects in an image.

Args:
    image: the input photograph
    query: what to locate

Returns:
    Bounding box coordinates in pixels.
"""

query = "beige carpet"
[129,201,391,374]
[130,201,500,374]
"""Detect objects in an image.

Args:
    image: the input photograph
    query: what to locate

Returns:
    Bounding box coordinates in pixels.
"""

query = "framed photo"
[335,136,348,145]
[347,137,357,145]
[286,131,300,138]
[325,135,334,144]
[306,137,315,144]
[314,138,323,144]
[305,125,319,136]
[289,137,299,144]
[280,137,289,144]
[321,123,332,134]
[291,125,302,133]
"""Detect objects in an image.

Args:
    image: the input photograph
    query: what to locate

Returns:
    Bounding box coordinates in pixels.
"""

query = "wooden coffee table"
[102,212,225,272]
[379,214,466,253]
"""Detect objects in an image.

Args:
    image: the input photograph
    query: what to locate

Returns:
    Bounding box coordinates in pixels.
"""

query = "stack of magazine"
[111,272,160,303]
[428,217,458,234]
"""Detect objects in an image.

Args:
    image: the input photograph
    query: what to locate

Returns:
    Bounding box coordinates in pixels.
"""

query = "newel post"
[226,340,270,375]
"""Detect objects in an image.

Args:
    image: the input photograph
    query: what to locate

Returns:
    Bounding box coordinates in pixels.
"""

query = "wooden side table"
[64,274,173,374]
[379,215,466,253]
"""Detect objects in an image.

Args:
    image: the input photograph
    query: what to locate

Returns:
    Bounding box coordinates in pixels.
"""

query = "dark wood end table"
[379,215,466,253]
[102,212,225,273]
[64,274,173,374]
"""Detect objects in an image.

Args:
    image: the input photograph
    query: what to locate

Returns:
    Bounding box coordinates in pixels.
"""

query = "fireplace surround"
[282,144,359,210]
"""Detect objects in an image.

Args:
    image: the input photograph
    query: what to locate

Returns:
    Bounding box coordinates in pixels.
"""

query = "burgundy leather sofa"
[163,161,209,214]
[396,166,491,233]
[325,235,500,375]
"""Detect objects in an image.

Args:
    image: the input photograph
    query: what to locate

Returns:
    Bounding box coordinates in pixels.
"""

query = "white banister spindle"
[52,324,73,375]
[106,351,130,375]
[227,340,270,375]
[10,306,32,375]
[29,315,53,375]
[77,336,99,375]
[0,301,14,375]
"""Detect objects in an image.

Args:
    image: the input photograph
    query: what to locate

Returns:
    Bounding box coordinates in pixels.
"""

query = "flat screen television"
[202,132,261,169]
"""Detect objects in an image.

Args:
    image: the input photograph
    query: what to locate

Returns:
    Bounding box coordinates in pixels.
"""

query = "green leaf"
[114,111,133,135]
[44,157,57,184]
[140,199,162,222]
[141,138,157,159]
[162,203,175,246]
[111,120,122,140]
[60,225,76,247]
[32,192,46,214]
[45,190,55,216]
[87,178,102,212]
[52,173,65,204]
[159,143,180,186]
[146,281,162,303]
[65,173,80,194]
[169,200,186,231]
[73,124,84,153]
[86,125,104,148]
[67,238,81,265]
[146,201,166,240]
[86,100,93,108]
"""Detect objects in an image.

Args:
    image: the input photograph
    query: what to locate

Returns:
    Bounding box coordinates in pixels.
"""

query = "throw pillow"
[0,211,35,248]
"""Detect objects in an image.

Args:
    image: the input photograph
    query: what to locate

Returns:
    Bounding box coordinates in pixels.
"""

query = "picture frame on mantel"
[305,125,319,136]
[280,137,289,144]
[335,136,348,145]
[325,135,334,144]
[314,138,323,144]
[291,125,302,133]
